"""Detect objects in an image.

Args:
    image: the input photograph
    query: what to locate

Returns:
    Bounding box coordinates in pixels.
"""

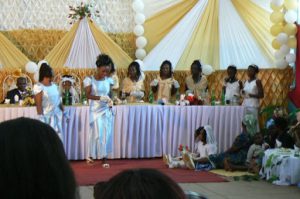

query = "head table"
[0,104,245,160]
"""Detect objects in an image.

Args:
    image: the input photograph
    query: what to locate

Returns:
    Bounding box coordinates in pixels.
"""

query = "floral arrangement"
[178,144,189,152]
[21,87,35,106]
[68,2,100,25]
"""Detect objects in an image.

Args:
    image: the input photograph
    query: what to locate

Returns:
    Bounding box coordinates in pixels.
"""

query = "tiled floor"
[79,180,300,199]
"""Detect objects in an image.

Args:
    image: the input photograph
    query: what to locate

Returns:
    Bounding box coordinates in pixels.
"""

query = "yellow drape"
[88,20,132,69]
[45,22,79,68]
[231,0,275,63]
[144,0,198,52]
[176,0,219,70]
[0,32,29,69]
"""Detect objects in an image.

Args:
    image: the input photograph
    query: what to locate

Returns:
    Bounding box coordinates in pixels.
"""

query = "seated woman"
[185,60,208,98]
[150,60,179,103]
[191,115,254,171]
[120,61,145,103]
[59,75,80,105]
[164,125,217,171]
[222,65,243,105]
[289,112,300,149]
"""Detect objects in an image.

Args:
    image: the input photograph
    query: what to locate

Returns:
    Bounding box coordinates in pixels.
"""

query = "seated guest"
[5,76,28,104]
[190,115,254,171]
[246,132,269,174]
[59,75,80,105]
[185,60,208,98]
[274,117,294,149]
[94,168,186,199]
[222,65,243,104]
[150,60,180,103]
[120,61,145,103]
[288,112,300,149]
[164,125,217,171]
[0,117,78,199]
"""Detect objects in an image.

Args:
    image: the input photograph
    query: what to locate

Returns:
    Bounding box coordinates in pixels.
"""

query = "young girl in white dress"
[84,54,114,168]
[164,125,217,170]
[223,65,243,105]
[33,63,64,141]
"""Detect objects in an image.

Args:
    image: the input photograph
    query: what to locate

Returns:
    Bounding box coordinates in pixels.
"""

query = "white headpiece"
[61,76,75,84]
[204,125,216,145]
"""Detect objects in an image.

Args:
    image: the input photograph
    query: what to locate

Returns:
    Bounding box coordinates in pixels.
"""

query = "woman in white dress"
[120,61,145,103]
[242,64,264,130]
[150,60,180,103]
[185,60,208,98]
[33,63,64,141]
[164,125,217,170]
[223,65,243,105]
[84,54,114,168]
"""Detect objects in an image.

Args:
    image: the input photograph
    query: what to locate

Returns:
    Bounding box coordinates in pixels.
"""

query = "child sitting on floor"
[246,132,269,174]
[163,125,217,170]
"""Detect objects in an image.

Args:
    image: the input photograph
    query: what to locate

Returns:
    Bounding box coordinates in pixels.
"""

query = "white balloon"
[274,50,285,59]
[276,32,288,44]
[25,61,38,74]
[284,10,297,24]
[135,49,146,60]
[285,53,296,63]
[275,59,288,69]
[134,13,146,25]
[33,72,39,82]
[279,44,290,55]
[132,0,144,12]
[272,0,284,6]
[202,64,214,76]
[136,36,147,48]
[133,25,144,36]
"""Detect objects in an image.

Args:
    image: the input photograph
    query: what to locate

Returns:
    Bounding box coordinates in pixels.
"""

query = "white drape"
[251,0,272,13]
[219,0,272,69]
[64,18,101,68]
[144,0,183,19]
[143,0,208,71]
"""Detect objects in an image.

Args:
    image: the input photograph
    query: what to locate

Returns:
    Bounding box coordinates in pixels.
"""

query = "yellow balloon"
[287,37,297,48]
[272,39,282,49]
[270,24,284,36]
[270,3,283,11]
[270,11,284,24]
[283,23,298,35]
[284,0,298,10]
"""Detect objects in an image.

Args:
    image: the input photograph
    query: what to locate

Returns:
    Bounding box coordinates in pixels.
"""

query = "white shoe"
[163,154,170,165]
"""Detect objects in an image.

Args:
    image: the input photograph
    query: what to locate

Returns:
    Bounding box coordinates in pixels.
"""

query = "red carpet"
[71,158,227,185]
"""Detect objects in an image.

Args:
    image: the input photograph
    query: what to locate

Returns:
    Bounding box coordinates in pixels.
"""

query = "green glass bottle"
[149,90,154,103]
[64,89,70,106]
[81,89,87,105]
[175,90,180,101]
[221,90,225,105]
[211,89,215,106]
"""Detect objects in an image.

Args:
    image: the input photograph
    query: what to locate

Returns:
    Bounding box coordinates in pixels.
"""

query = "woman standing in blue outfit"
[34,63,64,141]
[84,54,114,168]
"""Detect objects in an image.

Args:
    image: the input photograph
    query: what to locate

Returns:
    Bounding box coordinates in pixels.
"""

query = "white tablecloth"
[0,105,245,160]
[260,149,300,185]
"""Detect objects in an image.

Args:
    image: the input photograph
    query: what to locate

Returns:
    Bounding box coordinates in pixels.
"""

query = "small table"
[260,149,300,185]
